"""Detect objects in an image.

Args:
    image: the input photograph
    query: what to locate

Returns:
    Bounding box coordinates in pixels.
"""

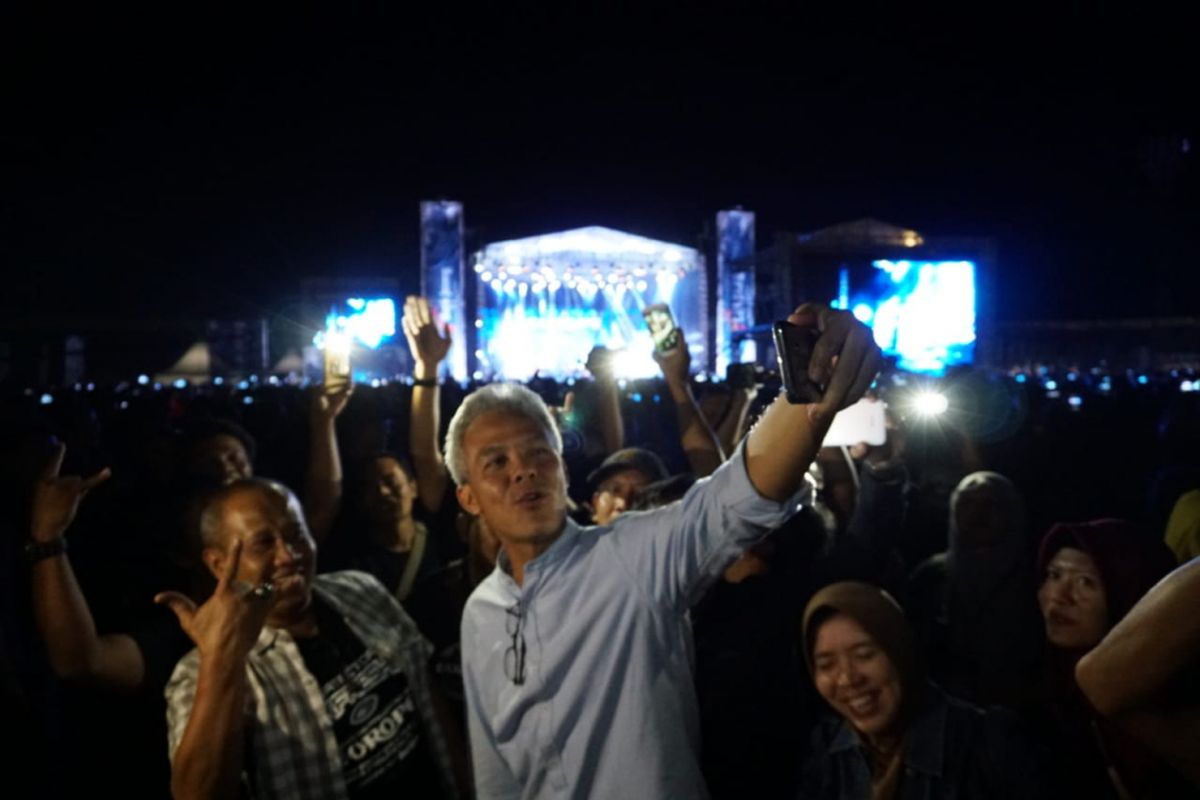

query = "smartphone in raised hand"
[772,320,823,404]
[642,303,681,352]
[323,331,352,394]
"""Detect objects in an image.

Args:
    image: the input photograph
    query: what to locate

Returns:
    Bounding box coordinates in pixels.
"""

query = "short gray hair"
[198,477,307,548]
[444,383,562,486]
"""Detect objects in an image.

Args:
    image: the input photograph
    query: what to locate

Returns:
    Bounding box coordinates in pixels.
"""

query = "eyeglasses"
[505,602,526,686]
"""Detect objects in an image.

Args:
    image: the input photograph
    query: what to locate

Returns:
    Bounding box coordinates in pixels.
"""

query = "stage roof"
[474,226,702,278]
[795,218,924,251]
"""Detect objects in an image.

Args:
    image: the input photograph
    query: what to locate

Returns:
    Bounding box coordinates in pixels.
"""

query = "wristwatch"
[25,537,68,564]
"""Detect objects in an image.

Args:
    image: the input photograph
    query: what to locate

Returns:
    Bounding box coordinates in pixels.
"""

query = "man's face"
[191,434,253,486]
[455,410,568,548]
[1038,547,1109,651]
[205,486,317,626]
[363,456,417,523]
[812,613,904,744]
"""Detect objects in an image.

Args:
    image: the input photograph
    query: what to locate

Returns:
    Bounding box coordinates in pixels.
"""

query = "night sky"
[5,5,1196,325]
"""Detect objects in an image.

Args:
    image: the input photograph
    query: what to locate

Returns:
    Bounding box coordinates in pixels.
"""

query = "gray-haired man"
[453,303,882,798]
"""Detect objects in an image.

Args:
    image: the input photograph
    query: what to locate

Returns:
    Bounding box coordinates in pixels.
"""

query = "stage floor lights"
[472,227,707,381]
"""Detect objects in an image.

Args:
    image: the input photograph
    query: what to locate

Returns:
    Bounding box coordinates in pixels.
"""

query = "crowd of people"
[2,296,1198,799]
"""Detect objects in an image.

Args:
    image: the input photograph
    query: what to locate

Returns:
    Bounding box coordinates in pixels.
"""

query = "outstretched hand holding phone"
[744,303,883,500]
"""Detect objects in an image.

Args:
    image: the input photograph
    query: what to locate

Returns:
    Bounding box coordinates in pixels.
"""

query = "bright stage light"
[40,393,53,406]
[912,391,949,417]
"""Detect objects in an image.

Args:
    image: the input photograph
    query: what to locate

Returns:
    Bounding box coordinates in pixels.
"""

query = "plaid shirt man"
[166,570,458,799]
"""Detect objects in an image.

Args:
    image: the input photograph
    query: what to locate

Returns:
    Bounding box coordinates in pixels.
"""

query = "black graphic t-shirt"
[295,597,448,800]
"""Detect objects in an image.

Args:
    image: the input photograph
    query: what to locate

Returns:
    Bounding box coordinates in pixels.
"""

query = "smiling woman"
[797,582,1046,800]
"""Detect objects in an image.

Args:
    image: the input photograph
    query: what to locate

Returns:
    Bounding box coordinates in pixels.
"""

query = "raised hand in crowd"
[28,444,149,689]
[404,295,453,513]
[585,345,625,454]
[155,539,281,663]
[745,303,883,501]
[793,303,883,421]
[30,442,110,544]
[654,327,723,477]
[403,295,453,378]
[306,383,353,543]
[156,537,287,800]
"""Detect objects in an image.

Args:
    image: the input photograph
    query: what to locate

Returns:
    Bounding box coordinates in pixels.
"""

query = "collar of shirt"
[826,683,948,779]
[248,578,403,661]
[493,516,584,597]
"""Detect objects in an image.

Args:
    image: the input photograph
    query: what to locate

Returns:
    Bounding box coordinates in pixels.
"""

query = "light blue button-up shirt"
[461,445,807,799]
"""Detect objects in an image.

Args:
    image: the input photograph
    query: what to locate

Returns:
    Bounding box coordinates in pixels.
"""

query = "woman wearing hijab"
[1034,519,1187,798]
[797,581,1045,800]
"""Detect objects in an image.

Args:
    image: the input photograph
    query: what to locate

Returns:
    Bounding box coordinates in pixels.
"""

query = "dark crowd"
[2,297,1198,800]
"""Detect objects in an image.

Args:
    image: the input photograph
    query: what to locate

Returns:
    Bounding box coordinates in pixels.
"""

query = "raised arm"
[157,540,275,800]
[1076,557,1200,785]
[655,331,724,478]
[618,304,881,610]
[1077,558,1200,714]
[744,304,882,501]
[716,385,758,457]
[29,444,146,689]
[403,295,453,513]
[304,385,352,543]
[585,346,625,455]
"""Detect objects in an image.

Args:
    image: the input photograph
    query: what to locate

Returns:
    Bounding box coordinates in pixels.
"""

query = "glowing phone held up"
[772,320,823,404]
[323,330,352,394]
[642,303,681,352]
[823,398,888,447]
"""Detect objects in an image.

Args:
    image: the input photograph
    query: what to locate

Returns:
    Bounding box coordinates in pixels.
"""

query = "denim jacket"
[797,683,1047,800]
